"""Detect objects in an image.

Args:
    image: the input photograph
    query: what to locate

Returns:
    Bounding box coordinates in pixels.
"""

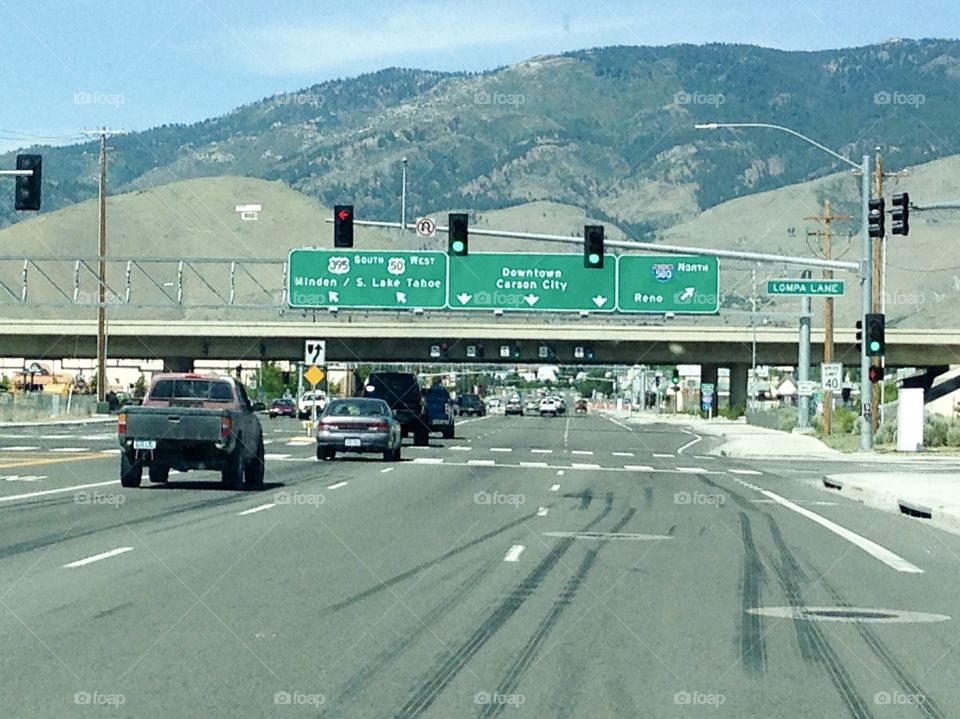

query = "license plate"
[345,438,362,448]
[133,439,156,450]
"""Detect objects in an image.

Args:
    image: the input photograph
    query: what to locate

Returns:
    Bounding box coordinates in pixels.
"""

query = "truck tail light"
[118,412,127,435]
[220,414,232,440]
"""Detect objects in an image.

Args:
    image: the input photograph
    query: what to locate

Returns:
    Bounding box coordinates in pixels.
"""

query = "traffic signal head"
[671,369,680,386]
[868,198,885,238]
[868,366,883,384]
[584,225,604,268]
[334,205,354,248]
[14,154,42,211]
[855,319,863,353]
[448,213,468,255]
[891,192,909,236]
[865,312,885,357]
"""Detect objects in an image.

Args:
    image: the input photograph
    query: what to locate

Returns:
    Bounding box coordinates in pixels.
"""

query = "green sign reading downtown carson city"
[617,255,720,313]
[447,253,617,311]
[287,249,721,313]
[287,249,447,309]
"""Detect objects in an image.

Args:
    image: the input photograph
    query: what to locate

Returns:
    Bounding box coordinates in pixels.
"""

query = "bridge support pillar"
[700,363,719,416]
[728,363,749,410]
[162,357,194,373]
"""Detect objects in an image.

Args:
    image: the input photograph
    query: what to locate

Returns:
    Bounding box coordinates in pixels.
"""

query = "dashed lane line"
[239,503,276,516]
[64,546,134,569]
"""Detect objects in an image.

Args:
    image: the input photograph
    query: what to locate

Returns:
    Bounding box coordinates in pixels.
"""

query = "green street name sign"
[448,252,616,311]
[766,279,845,296]
[617,255,720,313]
[288,249,447,309]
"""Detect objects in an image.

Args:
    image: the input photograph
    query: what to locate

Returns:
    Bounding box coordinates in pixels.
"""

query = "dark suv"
[362,372,431,446]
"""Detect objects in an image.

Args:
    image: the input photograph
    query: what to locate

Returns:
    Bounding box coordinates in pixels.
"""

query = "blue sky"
[1,0,958,151]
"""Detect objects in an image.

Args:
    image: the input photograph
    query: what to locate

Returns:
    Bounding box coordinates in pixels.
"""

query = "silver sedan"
[316,398,402,461]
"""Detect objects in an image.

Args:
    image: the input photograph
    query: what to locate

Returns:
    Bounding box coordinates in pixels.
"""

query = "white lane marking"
[532,449,553,454]
[677,432,703,454]
[456,416,493,426]
[327,481,348,490]
[520,462,549,468]
[550,484,561,492]
[503,545,525,562]
[2,475,45,482]
[0,479,118,504]
[563,417,570,447]
[468,459,496,466]
[0,446,41,451]
[412,457,444,464]
[101,449,121,454]
[79,434,113,441]
[571,450,594,456]
[449,446,472,451]
[264,453,291,460]
[556,470,565,476]
[571,463,601,470]
[490,448,512,453]
[542,531,672,541]
[612,451,634,457]
[751,499,839,506]
[537,507,549,517]
[624,465,655,471]
[730,469,762,476]
[694,455,714,460]
[50,447,88,453]
[675,467,706,473]
[381,467,395,474]
[760,489,924,573]
[64,546,134,568]
[603,415,632,430]
[653,453,674,458]
[239,503,276,516]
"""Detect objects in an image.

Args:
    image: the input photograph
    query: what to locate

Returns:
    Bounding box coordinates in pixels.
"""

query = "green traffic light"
[588,253,600,265]
[452,240,465,253]
[869,340,881,352]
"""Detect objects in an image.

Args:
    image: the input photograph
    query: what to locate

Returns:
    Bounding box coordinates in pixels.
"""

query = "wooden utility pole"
[805,200,851,435]
[871,147,909,432]
[82,128,124,408]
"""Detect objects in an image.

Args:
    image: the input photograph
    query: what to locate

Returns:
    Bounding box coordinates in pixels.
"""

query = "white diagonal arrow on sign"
[396,292,407,304]
[328,291,340,303]
[457,293,472,305]
[523,294,540,306]
[679,287,695,301]
[592,295,608,307]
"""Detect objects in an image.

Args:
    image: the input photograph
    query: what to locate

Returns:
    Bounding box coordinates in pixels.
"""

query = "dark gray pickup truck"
[118,373,265,489]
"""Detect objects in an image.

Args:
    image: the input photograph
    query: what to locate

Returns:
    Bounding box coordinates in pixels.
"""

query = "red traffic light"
[336,208,351,221]
[868,366,883,384]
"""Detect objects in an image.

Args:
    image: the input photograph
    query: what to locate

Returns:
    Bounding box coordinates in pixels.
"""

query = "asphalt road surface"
[1,412,959,717]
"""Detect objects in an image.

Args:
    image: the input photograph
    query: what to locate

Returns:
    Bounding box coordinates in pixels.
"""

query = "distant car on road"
[298,390,327,419]
[315,398,402,462]
[487,398,501,409]
[504,398,524,416]
[524,398,539,414]
[457,394,486,416]
[539,397,560,416]
[575,398,588,415]
[269,398,297,418]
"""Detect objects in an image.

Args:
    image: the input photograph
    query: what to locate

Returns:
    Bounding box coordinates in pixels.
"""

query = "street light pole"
[401,157,408,235]
[694,123,873,450]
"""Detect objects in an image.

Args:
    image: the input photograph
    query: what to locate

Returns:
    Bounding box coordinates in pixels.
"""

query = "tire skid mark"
[479,509,638,719]
[327,560,498,715]
[325,511,540,614]
[394,493,614,718]
[764,516,874,719]
[738,512,768,675]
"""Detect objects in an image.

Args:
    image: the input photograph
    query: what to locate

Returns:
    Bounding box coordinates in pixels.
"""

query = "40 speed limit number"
[821,362,843,392]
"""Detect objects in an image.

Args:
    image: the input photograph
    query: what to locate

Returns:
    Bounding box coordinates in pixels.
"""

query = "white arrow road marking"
[457,292,473,304]
[239,503,276,516]
[760,489,923,573]
[64,546,134,569]
[592,295,608,307]
[523,294,540,306]
[503,545,525,562]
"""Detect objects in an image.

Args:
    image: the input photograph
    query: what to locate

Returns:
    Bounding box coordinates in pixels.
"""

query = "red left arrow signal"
[336,209,351,220]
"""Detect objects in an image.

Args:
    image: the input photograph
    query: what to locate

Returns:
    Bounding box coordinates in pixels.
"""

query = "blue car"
[424,385,456,439]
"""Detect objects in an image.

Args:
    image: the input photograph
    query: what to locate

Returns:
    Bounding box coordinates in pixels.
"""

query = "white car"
[298,390,327,418]
[539,397,559,416]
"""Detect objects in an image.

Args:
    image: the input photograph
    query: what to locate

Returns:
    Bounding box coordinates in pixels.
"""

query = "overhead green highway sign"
[616,255,720,314]
[767,279,845,296]
[448,252,616,312]
[288,249,447,309]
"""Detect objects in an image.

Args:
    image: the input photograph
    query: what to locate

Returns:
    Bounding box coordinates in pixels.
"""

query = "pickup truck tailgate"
[124,407,225,442]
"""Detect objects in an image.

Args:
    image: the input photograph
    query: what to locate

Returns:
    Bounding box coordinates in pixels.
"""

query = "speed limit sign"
[415,217,436,237]
[821,362,842,392]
